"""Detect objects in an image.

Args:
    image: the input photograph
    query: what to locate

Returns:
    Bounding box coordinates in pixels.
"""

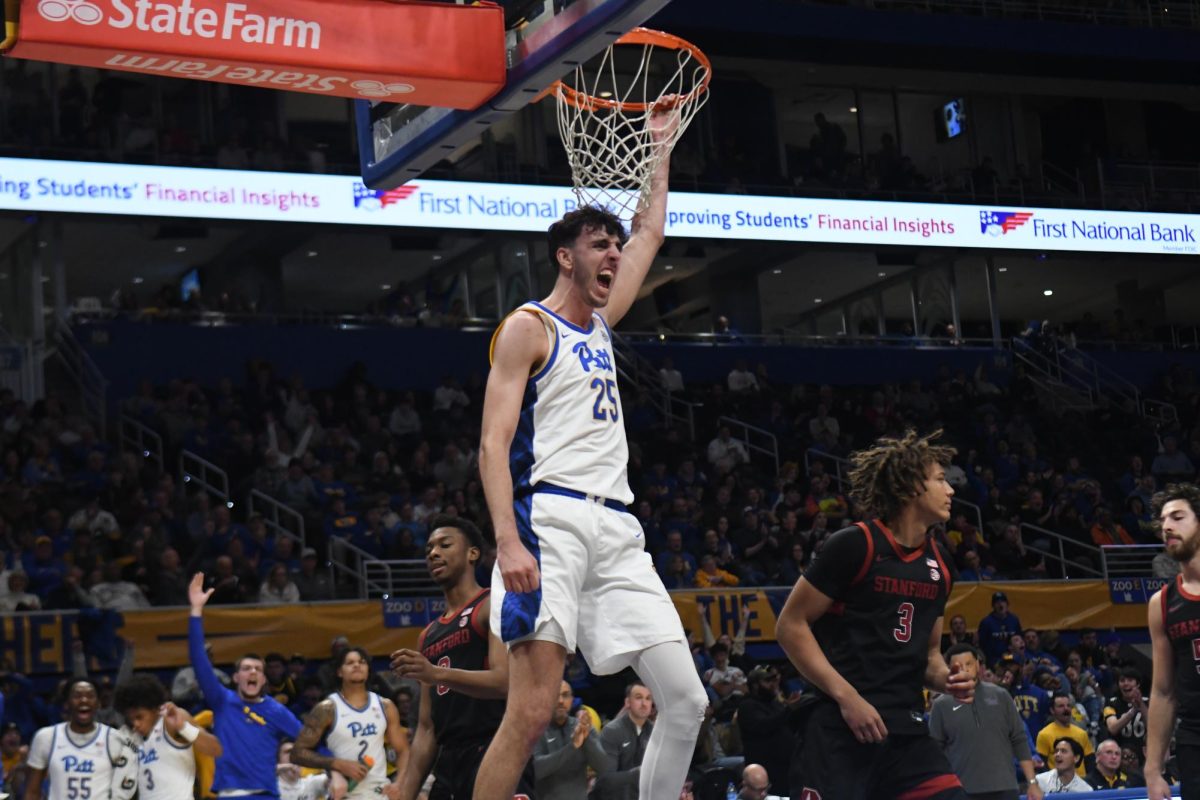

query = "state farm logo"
[36,0,323,50]
[38,0,103,25]
[351,80,415,99]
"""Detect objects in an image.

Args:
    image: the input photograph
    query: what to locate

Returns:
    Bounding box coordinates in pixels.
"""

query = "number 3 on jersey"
[893,602,914,643]
[591,378,618,422]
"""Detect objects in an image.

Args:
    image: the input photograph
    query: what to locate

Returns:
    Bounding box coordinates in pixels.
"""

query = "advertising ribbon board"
[4,0,505,107]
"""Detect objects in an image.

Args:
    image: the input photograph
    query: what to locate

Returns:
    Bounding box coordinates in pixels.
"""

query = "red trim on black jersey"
[894,773,963,800]
[1177,573,1200,602]
[876,519,928,562]
[440,586,490,624]
[1162,582,1171,621]
[417,624,430,652]
[930,542,953,599]
[851,522,877,586]
[469,589,490,638]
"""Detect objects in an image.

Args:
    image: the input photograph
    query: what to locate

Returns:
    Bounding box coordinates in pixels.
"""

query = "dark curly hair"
[848,429,956,522]
[113,674,167,714]
[1150,482,1200,533]
[547,205,626,272]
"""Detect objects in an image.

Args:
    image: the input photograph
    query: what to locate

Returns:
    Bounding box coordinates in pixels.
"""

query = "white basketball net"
[553,30,710,221]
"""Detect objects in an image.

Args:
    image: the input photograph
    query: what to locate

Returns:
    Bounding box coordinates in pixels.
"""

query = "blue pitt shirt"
[188,617,303,797]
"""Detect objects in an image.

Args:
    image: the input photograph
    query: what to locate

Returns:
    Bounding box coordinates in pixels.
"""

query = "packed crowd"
[2,335,1196,617]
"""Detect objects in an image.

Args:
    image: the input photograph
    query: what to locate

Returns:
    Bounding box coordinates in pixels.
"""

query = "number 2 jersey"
[418,588,505,746]
[805,520,954,735]
[324,692,388,797]
[27,722,137,800]
[1160,574,1200,746]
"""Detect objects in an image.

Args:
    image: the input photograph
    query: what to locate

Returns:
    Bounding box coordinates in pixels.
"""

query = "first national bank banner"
[0,156,1197,255]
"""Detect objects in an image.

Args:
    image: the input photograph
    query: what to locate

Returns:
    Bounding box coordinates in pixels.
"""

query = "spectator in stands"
[91,562,150,610]
[592,682,655,800]
[695,554,739,588]
[1151,436,1194,482]
[67,495,119,538]
[1034,738,1092,794]
[992,524,1046,579]
[1036,693,1094,769]
[1089,507,1134,546]
[710,424,748,474]
[171,642,230,707]
[735,666,794,798]
[293,547,333,601]
[736,763,774,800]
[657,531,697,578]
[807,404,840,448]
[533,680,612,800]
[204,555,249,605]
[958,550,995,582]
[1085,738,1143,790]
[258,563,300,605]
[704,644,747,704]
[728,360,759,394]
[940,614,976,652]
[22,536,65,600]
[263,654,298,708]
[978,591,1023,665]
[0,573,39,609]
[660,358,685,394]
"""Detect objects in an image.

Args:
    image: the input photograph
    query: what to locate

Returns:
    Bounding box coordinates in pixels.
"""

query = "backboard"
[354,0,672,190]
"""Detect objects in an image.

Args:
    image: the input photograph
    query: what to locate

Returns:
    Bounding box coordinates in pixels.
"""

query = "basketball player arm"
[599,105,676,327]
[1143,590,1176,790]
[776,577,888,742]
[21,728,51,800]
[162,703,223,758]
[480,313,547,594]
[289,700,369,781]
[399,685,436,800]
[381,697,410,795]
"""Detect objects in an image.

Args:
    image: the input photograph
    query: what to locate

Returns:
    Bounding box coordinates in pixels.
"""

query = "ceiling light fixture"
[664,264,674,271]
[380,284,392,291]
[174,245,187,253]
[307,250,318,257]
[132,277,144,285]
[1043,289,1054,296]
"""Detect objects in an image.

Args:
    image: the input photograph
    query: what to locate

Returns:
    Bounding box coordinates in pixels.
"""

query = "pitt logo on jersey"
[573,343,613,373]
[139,748,159,765]
[347,722,379,738]
[61,756,96,773]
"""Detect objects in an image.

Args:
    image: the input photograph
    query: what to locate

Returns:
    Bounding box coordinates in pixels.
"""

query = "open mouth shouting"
[597,267,616,292]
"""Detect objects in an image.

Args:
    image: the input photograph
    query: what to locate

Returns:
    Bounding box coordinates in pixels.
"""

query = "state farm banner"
[0,156,1198,256]
[4,0,505,107]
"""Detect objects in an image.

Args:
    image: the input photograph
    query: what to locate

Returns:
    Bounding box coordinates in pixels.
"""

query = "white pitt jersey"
[136,718,196,800]
[325,692,388,796]
[32,723,134,800]
[495,302,631,504]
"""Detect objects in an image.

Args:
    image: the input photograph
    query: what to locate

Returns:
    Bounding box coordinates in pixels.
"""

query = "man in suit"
[591,682,654,800]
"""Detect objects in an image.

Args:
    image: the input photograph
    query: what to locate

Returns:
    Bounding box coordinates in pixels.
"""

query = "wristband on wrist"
[179,722,201,743]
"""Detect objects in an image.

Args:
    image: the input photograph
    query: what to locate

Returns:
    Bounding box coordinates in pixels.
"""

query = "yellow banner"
[0,581,1149,675]
[2,0,17,51]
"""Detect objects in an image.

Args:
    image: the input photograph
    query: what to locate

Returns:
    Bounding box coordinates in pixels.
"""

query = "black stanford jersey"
[807,520,953,735]
[418,588,505,745]
[1160,574,1200,745]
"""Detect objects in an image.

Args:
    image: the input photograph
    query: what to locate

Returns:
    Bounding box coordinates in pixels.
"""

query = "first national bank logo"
[980,209,1033,237]
[36,0,323,50]
[353,182,419,211]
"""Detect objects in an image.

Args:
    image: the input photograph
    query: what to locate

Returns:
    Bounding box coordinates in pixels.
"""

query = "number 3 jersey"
[135,718,196,800]
[491,302,632,504]
[805,520,954,735]
[418,588,505,746]
[27,722,137,800]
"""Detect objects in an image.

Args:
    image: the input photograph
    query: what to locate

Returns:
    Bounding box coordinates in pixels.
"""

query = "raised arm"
[399,684,437,800]
[599,106,676,327]
[289,699,369,782]
[187,573,226,705]
[1144,589,1176,800]
[480,312,547,596]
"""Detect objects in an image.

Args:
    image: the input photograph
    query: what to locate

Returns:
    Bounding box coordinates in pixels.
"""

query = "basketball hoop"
[547,27,711,220]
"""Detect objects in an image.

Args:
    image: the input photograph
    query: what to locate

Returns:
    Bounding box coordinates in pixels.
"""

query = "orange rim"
[547,27,712,114]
